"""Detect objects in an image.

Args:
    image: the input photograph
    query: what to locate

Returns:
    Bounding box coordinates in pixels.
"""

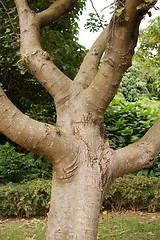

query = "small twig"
[0,0,14,28]
[89,0,105,30]
[0,0,19,39]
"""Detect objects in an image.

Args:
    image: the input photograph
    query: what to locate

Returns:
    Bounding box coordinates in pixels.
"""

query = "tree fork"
[0,0,159,239]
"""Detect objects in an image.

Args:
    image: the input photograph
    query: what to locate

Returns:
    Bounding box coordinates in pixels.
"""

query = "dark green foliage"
[103,175,160,212]
[136,157,160,178]
[0,142,52,183]
[0,176,159,217]
[104,97,159,149]
[119,61,160,101]
[104,97,160,177]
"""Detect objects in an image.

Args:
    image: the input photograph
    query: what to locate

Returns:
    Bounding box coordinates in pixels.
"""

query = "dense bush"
[104,97,159,149]
[0,179,51,217]
[0,176,159,218]
[104,97,160,177]
[103,175,160,212]
[0,142,52,183]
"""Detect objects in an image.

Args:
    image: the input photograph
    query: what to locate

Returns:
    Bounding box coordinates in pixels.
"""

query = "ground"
[0,211,160,240]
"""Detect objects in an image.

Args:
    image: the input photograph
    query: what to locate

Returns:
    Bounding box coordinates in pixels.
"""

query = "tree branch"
[109,118,160,180]
[80,0,157,117]
[0,86,79,178]
[37,0,78,28]
[14,0,72,107]
[0,87,56,158]
[74,26,109,91]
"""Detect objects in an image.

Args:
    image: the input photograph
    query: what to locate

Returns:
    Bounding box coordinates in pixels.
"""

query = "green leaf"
[120,128,133,136]
[136,5,142,10]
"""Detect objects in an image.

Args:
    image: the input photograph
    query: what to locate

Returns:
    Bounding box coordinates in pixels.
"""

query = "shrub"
[104,97,159,149]
[0,179,51,217]
[118,61,151,101]
[0,176,159,218]
[0,142,52,183]
[103,175,160,212]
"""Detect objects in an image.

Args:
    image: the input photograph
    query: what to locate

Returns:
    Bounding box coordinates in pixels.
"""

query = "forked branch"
[0,86,79,175]
[80,0,157,117]
[14,0,76,107]
[74,26,110,91]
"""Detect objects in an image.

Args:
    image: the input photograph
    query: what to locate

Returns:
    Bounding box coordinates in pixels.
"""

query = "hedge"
[0,176,160,218]
[0,179,51,217]
[104,175,160,212]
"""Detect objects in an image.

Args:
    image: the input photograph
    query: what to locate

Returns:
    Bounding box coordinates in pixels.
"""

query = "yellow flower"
[102,210,107,215]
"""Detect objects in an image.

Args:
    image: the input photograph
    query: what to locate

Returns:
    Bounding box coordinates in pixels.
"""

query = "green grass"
[0,212,160,240]
[98,212,160,240]
[0,218,46,240]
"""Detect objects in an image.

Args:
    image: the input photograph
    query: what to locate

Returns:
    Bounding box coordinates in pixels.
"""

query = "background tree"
[0,0,160,239]
[118,61,151,101]
[116,17,159,101]
[134,16,160,99]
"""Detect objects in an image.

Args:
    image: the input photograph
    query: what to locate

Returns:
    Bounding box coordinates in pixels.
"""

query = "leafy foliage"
[136,16,160,65]
[104,175,160,212]
[104,96,160,177]
[134,16,160,99]
[104,97,160,149]
[84,13,107,32]
[0,179,51,217]
[119,62,151,101]
[0,142,52,183]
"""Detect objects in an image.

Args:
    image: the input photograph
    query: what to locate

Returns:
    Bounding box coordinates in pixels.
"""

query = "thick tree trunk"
[45,122,111,240]
[46,160,103,240]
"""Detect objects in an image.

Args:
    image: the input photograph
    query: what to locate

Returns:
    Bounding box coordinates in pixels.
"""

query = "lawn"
[98,211,160,239]
[0,211,160,240]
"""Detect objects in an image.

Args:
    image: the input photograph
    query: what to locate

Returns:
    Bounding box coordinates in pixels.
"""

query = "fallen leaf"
[147,232,155,236]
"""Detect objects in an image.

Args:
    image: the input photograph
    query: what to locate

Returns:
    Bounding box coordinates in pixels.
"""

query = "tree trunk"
[46,160,103,240]
[45,121,111,240]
